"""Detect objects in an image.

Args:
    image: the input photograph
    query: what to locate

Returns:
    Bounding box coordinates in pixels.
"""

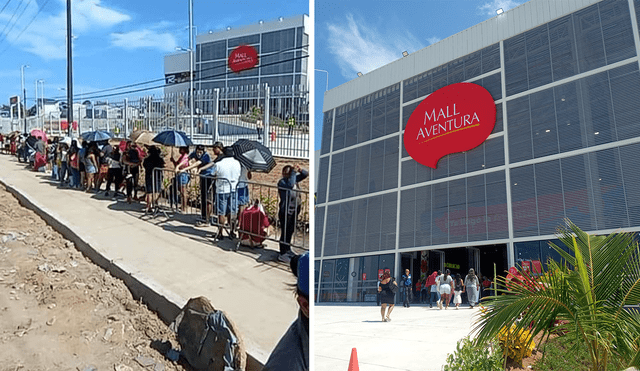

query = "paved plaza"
[314,303,480,371]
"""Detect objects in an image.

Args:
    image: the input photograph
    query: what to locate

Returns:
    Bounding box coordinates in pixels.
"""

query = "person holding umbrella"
[277,164,308,263]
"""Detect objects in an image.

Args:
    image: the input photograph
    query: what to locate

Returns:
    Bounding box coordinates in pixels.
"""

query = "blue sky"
[313,0,530,151]
[0,0,308,107]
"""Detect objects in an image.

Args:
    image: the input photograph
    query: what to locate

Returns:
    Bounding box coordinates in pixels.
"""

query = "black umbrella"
[81,130,113,142]
[26,135,38,148]
[152,130,194,147]
[230,139,276,173]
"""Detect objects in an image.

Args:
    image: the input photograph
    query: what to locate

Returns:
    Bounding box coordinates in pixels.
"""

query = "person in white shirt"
[203,151,241,240]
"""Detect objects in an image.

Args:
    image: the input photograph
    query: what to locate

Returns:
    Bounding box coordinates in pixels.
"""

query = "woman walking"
[453,274,464,309]
[378,271,397,322]
[464,268,481,309]
[438,269,453,310]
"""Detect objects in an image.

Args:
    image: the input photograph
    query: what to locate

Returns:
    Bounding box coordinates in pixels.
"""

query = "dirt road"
[0,183,190,371]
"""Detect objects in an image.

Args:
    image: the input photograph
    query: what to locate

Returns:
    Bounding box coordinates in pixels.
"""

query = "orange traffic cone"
[348,347,359,371]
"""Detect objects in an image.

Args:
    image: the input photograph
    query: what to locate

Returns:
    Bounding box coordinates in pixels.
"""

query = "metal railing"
[0,83,309,159]
[150,167,309,251]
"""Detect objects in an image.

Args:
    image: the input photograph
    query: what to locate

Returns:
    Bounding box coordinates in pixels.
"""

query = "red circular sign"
[403,82,496,169]
[228,45,259,73]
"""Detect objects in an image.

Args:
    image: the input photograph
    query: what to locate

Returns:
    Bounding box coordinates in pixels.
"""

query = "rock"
[153,363,165,371]
[70,260,79,267]
[114,365,133,371]
[46,316,56,326]
[1,232,17,244]
[38,263,50,272]
[52,266,67,273]
[124,302,137,312]
[107,314,120,322]
[47,303,56,309]
[78,366,98,371]
[103,328,113,341]
[134,355,156,367]
[165,349,180,362]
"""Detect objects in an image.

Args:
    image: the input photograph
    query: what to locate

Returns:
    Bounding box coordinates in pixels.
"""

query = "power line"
[50,44,309,100]
[0,0,24,37]
[82,54,310,100]
[5,0,49,45]
[0,0,14,16]
[55,54,310,101]
[0,0,30,46]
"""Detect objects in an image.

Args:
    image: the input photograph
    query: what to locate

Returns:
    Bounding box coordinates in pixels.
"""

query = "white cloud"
[427,36,441,45]
[326,14,423,79]
[110,29,177,52]
[0,0,131,59]
[478,0,523,16]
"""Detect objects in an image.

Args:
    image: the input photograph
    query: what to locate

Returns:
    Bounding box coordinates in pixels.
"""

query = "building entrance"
[441,244,507,281]
[399,244,507,304]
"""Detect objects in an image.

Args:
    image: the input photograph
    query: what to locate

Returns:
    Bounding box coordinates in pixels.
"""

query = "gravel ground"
[0,183,192,371]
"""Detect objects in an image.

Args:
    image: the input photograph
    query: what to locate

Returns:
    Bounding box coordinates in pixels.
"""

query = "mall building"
[315,0,640,303]
[164,14,310,93]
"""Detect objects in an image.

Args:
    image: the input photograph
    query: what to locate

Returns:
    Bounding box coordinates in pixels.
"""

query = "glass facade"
[316,0,640,303]
[196,23,309,90]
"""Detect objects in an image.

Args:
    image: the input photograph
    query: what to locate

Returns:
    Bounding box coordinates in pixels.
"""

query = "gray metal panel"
[196,14,307,43]
[164,53,190,74]
[323,0,600,113]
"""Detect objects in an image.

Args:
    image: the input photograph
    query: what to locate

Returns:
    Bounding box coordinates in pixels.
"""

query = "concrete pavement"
[0,154,301,367]
[314,303,481,371]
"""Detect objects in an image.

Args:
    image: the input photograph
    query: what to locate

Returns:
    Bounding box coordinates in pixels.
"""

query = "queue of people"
[2,135,309,263]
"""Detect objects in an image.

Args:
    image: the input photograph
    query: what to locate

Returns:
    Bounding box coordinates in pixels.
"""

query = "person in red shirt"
[425,270,439,308]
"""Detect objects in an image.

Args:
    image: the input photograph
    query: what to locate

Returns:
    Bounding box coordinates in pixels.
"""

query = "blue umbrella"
[152,130,194,147]
[81,130,113,142]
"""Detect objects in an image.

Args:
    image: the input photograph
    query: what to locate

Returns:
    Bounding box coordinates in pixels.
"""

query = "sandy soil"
[0,183,191,371]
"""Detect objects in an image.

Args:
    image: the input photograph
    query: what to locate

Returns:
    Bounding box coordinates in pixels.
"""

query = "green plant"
[258,193,278,219]
[474,219,640,371]
[533,334,619,371]
[444,337,503,371]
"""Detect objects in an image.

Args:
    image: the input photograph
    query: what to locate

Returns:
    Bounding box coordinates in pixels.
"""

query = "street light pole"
[315,69,329,91]
[34,80,38,129]
[188,0,194,140]
[38,80,45,129]
[66,0,73,137]
[21,64,29,133]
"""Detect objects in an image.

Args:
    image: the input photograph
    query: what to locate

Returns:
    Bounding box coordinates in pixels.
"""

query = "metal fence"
[150,167,309,251]
[0,83,309,159]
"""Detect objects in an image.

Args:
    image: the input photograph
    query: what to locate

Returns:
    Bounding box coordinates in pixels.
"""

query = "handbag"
[389,279,398,294]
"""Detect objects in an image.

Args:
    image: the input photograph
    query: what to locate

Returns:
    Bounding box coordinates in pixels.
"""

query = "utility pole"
[34,80,38,129]
[21,64,29,134]
[66,0,73,137]
[188,0,194,140]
